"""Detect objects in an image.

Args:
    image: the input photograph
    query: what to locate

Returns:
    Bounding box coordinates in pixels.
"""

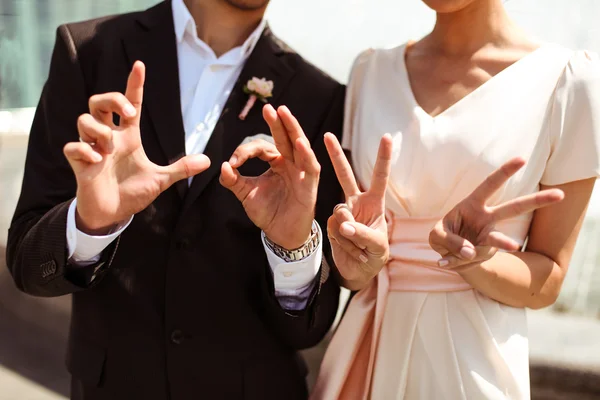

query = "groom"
[6,0,344,398]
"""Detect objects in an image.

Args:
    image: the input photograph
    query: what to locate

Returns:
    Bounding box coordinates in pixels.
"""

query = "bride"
[313,0,599,398]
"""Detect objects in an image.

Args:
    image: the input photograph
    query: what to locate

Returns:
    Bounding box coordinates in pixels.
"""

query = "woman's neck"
[425,0,520,57]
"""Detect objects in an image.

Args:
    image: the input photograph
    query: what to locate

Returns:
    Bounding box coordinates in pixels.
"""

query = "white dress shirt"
[65,0,322,310]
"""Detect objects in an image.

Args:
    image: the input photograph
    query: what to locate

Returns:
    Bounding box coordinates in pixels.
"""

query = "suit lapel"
[181,27,297,213]
[123,1,188,199]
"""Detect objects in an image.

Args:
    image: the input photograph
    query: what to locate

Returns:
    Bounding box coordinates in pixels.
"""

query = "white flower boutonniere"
[239,77,274,120]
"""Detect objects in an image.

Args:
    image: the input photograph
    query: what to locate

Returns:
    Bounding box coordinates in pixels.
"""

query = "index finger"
[89,93,135,125]
[367,134,393,199]
[469,157,526,204]
[489,188,564,221]
[324,132,360,197]
[228,139,281,168]
[123,61,145,126]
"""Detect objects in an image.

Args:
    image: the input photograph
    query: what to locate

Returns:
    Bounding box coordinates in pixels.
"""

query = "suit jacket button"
[170,330,184,345]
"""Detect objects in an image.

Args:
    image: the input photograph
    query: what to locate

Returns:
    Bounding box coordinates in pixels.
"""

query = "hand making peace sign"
[324,133,393,290]
[430,157,565,270]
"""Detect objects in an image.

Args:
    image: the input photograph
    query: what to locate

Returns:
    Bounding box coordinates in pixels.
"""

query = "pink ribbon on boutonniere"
[239,77,274,120]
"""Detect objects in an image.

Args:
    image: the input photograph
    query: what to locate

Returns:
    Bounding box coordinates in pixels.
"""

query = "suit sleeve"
[259,84,345,350]
[6,25,117,297]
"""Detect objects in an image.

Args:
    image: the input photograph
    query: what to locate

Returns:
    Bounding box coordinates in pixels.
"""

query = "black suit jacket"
[6,2,344,399]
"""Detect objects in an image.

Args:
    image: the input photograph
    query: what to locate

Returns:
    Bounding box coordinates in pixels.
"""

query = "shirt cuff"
[262,221,323,310]
[66,199,133,265]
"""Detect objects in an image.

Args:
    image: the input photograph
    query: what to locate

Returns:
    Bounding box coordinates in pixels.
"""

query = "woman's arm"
[455,178,595,309]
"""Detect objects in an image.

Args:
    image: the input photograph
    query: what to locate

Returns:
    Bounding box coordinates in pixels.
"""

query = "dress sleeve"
[341,49,374,151]
[541,50,600,185]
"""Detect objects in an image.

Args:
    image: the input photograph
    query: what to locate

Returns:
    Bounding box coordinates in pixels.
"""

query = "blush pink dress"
[311,44,600,399]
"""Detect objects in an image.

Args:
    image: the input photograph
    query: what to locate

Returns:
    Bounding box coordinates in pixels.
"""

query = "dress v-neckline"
[398,43,548,120]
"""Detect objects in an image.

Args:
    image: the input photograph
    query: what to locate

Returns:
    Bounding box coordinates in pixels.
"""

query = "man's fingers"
[327,216,369,263]
[338,221,387,256]
[63,142,103,166]
[490,189,564,221]
[277,106,307,149]
[367,134,393,199]
[429,225,476,262]
[219,161,254,202]
[294,137,321,178]
[89,92,135,126]
[77,114,114,153]
[123,61,145,126]
[324,132,360,197]
[469,157,526,204]
[228,139,280,168]
[159,154,210,190]
[263,104,294,161]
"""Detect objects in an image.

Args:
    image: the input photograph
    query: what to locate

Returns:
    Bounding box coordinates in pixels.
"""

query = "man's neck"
[183,0,266,57]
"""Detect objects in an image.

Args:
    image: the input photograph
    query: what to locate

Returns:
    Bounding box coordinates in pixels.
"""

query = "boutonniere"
[239,77,274,120]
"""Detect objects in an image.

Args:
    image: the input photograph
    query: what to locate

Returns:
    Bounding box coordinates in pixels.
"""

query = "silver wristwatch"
[264,224,320,262]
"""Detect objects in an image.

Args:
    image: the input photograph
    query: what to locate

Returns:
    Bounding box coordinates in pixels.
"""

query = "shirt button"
[283,271,293,278]
[170,330,184,345]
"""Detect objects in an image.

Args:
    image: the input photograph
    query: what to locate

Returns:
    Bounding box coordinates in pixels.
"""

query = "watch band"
[264,224,320,262]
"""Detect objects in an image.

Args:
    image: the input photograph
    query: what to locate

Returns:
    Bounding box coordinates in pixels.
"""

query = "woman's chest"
[350,61,565,214]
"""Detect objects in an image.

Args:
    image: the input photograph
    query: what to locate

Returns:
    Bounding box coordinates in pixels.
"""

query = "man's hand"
[64,61,210,235]
[429,157,565,270]
[220,105,319,250]
[324,133,393,290]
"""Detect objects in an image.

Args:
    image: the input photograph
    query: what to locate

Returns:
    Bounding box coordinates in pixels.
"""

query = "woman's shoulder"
[541,47,600,185]
[348,43,409,86]
[352,43,408,67]
[562,49,600,90]
[541,44,600,89]
[542,46,600,122]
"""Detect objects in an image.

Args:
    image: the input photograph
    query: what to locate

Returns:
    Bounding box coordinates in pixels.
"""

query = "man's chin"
[223,0,269,11]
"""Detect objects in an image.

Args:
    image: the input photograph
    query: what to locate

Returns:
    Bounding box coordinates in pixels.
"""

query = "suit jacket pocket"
[66,337,107,387]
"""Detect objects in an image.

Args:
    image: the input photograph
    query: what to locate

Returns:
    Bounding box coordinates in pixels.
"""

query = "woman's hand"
[429,158,565,271]
[324,133,393,290]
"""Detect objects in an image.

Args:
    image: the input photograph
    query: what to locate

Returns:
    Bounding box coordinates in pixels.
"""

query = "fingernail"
[359,254,368,263]
[460,247,476,260]
[438,259,449,268]
[92,152,103,162]
[340,223,355,237]
[229,156,237,166]
[124,104,136,117]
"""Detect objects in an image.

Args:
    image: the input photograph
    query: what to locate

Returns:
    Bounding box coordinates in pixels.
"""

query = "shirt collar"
[172,0,266,63]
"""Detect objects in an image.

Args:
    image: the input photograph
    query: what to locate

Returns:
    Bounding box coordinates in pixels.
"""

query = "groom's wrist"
[263,220,315,251]
[264,221,320,262]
